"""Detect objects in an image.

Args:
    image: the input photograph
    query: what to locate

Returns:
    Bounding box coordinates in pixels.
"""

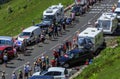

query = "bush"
[7,6,13,14]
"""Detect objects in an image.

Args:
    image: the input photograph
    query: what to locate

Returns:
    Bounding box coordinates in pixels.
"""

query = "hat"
[19,69,22,72]
[27,62,30,65]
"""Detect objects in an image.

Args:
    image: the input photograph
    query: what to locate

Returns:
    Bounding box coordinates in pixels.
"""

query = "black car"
[59,48,93,68]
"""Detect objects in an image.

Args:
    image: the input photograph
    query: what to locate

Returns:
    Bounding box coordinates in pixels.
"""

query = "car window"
[64,69,68,75]
[53,71,61,76]
[5,47,12,51]
[74,53,79,58]
[44,72,53,76]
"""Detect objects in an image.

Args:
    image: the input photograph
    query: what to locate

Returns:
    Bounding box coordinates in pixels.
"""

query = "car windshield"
[44,71,61,76]
[78,38,85,46]
[20,32,30,37]
[44,15,54,20]
[0,40,12,45]
[98,20,111,30]
[66,51,74,58]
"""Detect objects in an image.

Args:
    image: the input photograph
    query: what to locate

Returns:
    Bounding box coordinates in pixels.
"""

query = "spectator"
[50,58,56,67]
[58,45,63,56]
[26,62,32,77]
[3,52,8,67]
[13,47,17,58]
[41,62,46,71]
[18,69,23,79]
[33,62,40,72]
[11,71,17,79]
[41,54,45,63]
[1,71,5,79]
[65,40,70,50]
[24,64,29,79]
[53,49,59,59]
[45,56,49,69]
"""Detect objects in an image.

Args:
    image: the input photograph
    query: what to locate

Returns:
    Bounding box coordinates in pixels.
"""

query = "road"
[0,0,117,78]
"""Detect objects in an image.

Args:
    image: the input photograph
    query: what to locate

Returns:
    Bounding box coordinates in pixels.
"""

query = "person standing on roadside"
[53,49,59,59]
[1,71,5,79]
[45,56,49,69]
[26,62,32,77]
[24,64,29,79]
[3,52,8,67]
[18,70,23,79]
[11,71,17,79]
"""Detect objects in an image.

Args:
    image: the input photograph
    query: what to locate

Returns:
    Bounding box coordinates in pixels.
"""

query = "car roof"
[48,67,65,72]
[0,36,12,41]
[23,26,39,32]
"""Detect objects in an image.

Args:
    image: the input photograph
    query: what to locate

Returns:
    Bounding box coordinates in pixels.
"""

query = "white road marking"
[34,51,46,60]
[50,43,60,50]
[13,63,26,72]
[63,35,72,41]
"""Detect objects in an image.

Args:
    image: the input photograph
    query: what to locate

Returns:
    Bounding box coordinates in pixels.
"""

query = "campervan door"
[98,19,117,34]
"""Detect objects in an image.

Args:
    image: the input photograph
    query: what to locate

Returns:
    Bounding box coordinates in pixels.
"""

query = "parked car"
[32,67,69,79]
[0,36,15,63]
[59,48,93,68]
[0,46,14,63]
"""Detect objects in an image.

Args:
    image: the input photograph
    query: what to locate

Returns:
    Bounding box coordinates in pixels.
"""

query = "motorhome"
[78,27,105,53]
[96,12,118,34]
[18,26,41,45]
[43,3,64,24]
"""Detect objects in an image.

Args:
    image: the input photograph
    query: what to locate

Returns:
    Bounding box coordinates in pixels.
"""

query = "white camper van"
[18,26,41,45]
[43,3,64,23]
[78,27,104,53]
[96,12,118,34]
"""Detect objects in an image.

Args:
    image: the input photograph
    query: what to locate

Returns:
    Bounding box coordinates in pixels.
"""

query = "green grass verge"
[74,37,120,79]
[0,0,73,36]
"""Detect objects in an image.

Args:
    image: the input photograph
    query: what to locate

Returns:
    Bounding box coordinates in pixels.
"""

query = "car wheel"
[63,63,70,68]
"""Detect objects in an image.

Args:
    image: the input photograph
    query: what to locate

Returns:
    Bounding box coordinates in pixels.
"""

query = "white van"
[78,27,105,53]
[18,26,41,45]
[96,12,118,34]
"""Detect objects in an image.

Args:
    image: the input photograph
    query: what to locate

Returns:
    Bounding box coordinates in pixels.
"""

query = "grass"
[0,0,73,36]
[74,37,120,79]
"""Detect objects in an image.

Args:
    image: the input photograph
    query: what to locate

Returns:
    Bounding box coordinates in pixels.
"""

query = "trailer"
[78,27,105,53]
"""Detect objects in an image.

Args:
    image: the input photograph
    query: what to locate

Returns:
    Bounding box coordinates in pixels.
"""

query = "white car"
[32,67,69,79]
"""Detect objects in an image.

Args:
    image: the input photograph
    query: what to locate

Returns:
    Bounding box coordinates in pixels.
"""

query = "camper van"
[78,27,105,53]
[18,26,41,45]
[96,12,118,34]
[43,3,64,24]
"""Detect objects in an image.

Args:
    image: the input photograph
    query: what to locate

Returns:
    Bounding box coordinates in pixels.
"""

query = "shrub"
[7,6,13,14]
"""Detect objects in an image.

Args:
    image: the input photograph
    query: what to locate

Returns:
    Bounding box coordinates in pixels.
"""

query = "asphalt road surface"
[0,0,118,78]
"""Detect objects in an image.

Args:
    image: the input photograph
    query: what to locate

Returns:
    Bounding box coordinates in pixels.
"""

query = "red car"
[0,46,14,63]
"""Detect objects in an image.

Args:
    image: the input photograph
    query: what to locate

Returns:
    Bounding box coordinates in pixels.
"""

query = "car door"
[5,47,14,58]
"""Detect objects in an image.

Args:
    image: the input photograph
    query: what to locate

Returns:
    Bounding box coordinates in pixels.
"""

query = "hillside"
[74,37,120,79]
[0,0,73,36]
